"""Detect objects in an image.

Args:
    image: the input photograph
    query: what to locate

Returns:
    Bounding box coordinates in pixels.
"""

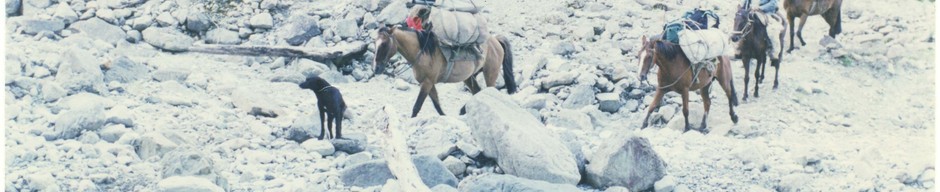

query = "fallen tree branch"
[184,42,368,63]
[376,106,432,192]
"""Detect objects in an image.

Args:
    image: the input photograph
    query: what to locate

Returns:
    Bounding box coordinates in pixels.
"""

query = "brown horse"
[638,36,739,132]
[732,6,786,101]
[372,25,517,117]
[784,0,843,53]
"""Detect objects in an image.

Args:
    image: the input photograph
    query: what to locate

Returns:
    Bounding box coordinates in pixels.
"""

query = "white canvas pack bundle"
[677,29,734,63]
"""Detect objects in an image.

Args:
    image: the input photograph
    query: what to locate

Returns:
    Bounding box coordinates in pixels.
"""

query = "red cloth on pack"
[406,17,424,31]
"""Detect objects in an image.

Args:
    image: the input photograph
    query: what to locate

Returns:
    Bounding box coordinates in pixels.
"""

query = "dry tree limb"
[184,42,368,63]
[375,106,432,192]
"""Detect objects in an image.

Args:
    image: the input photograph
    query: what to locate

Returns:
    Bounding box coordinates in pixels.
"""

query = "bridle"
[376,26,417,77]
[731,11,756,39]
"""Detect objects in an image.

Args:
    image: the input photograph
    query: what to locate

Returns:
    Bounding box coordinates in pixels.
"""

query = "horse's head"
[638,35,657,82]
[373,25,399,77]
[731,5,757,42]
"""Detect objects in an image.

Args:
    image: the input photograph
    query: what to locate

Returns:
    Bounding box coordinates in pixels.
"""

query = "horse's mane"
[654,40,681,59]
[398,27,438,54]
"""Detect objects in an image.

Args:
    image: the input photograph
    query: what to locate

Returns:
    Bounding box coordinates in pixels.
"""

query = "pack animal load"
[677,29,734,64]
[661,9,732,64]
[412,0,490,65]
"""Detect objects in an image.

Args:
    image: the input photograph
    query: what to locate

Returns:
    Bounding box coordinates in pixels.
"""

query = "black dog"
[299,76,346,140]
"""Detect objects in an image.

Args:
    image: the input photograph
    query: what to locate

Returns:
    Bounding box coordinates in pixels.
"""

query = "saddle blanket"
[678,29,733,64]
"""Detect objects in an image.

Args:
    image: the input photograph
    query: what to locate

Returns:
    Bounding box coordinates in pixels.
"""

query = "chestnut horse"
[638,36,739,132]
[784,0,843,52]
[372,25,517,117]
[732,6,786,101]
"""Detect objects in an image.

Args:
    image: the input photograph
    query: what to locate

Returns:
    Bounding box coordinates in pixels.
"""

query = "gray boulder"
[130,15,154,31]
[126,29,142,43]
[375,0,408,24]
[7,0,20,16]
[205,28,240,45]
[42,93,107,141]
[278,15,321,46]
[156,176,224,192]
[40,81,67,103]
[69,18,128,45]
[334,18,359,39]
[53,3,77,23]
[14,17,64,35]
[185,12,212,34]
[160,149,228,190]
[586,133,667,191]
[249,13,274,29]
[104,56,148,83]
[463,88,581,185]
[282,114,319,143]
[562,85,594,109]
[458,174,582,192]
[155,12,178,26]
[137,131,187,160]
[100,0,147,9]
[596,92,622,113]
[442,156,466,177]
[402,116,472,159]
[301,139,335,156]
[55,49,106,95]
[331,132,367,154]
[142,27,195,52]
[339,155,457,188]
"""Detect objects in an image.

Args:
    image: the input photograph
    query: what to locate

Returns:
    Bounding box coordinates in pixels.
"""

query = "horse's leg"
[641,89,666,129]
[463,76,482,94]
[429,86,446,116]
[797,15,809,46]
[787,15,798,53]
[773,57,781,89]
[318,109,327,140]
[699,85,712,133]
[742,58,751,101]
[680,88,692,132]
[755,54,767,83]
[483,64,499,88]
[754,57,764,98]
[758,55,766,84]
[411,82,434,117]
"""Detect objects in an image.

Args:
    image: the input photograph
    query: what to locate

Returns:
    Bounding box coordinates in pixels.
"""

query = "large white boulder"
[463,88,581,185]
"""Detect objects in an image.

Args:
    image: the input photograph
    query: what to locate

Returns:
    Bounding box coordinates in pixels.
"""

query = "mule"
[732,5,786,101]
[784,0,843,52]
[299,76,347,140]
[372,25,517,117]
[638,36,739,132]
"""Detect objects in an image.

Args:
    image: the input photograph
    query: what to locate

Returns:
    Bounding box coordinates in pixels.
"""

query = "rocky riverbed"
[4,0,935,191]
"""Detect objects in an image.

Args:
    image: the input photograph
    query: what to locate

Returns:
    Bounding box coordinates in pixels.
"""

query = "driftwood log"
[375,106,432,192]
[184,42,369,64]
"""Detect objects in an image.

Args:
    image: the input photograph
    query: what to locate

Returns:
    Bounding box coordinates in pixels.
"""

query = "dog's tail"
[497,35,517,94]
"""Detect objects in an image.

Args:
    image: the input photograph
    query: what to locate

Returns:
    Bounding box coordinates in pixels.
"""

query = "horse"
[299,76,347,140]
[732,5,786,101]
[638,35,739,132]
[372,25,517,117]
[783,0,843,53]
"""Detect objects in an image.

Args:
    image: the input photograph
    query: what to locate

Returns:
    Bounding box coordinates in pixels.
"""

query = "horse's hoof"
[317,136,325,140]
[773,83,779,89]
[731,115,739,124]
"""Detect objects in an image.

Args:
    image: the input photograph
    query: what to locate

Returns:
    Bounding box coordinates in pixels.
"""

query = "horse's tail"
[497,35,517,94]
[834,4,843,35]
